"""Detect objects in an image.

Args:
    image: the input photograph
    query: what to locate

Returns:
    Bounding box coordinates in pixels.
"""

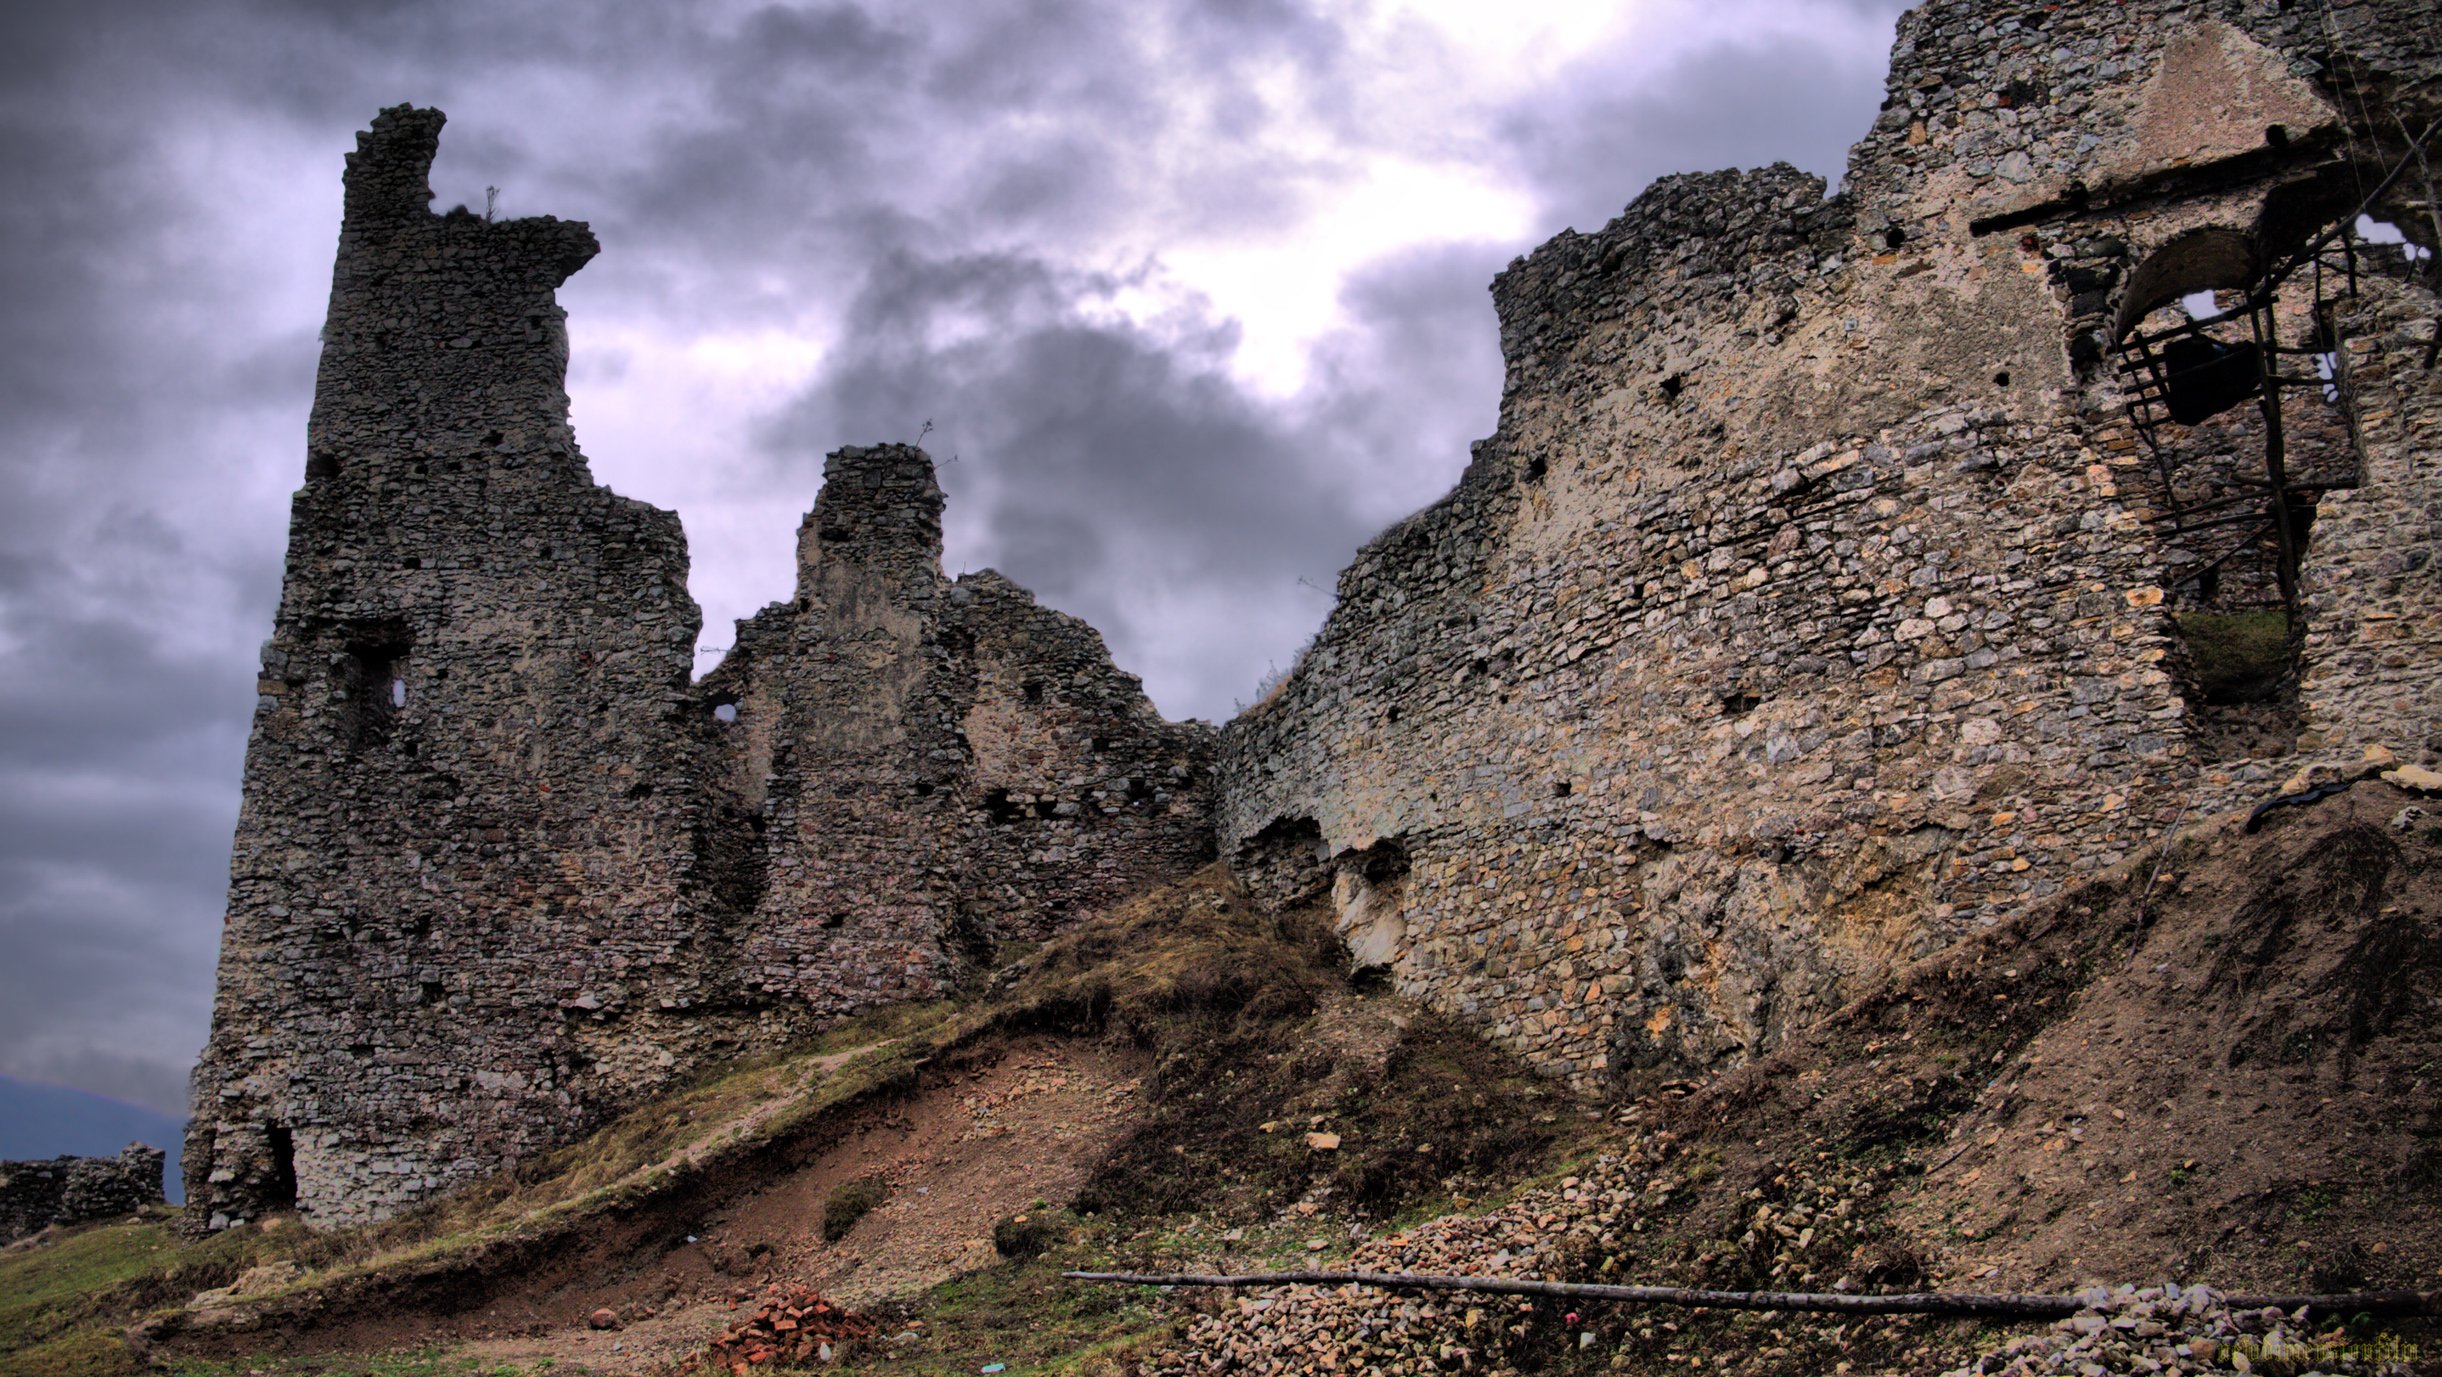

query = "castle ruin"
[188,0,2440,1229]
[184,109,1214,1228]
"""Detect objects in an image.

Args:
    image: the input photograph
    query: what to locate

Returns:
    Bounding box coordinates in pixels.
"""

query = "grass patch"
[2178,609,2292,703]
[833,1237,1175,1377]
[823,1176,891,1242]
[0,1210,331,1377]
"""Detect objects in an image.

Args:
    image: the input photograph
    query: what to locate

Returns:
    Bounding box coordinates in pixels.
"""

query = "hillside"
[3,780,2437,1376]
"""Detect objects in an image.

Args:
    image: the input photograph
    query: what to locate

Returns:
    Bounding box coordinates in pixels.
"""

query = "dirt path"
[428,1035,1143,1375]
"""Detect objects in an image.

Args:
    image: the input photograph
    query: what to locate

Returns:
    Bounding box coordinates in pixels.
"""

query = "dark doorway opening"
[263,1124,299,1214]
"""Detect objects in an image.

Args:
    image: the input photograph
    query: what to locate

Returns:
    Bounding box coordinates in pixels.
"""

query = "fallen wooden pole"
[1062,1270,2441,1321]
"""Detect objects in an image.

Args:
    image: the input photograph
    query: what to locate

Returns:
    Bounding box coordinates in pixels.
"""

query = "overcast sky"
[0,0,1909,1126]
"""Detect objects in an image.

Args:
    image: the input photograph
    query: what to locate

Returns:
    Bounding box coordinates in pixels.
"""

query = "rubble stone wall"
[1,1145,166,1241]
[186,109,1213,1230]
[1219,0,2441,1087]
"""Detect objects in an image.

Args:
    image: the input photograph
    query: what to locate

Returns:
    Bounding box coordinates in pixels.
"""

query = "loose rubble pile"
[1943,1284,2415,1376]
[1156,1128,1782,1375]
[677,1286,876,1374]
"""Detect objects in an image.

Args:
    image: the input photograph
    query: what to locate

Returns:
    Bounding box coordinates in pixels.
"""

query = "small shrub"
[822,1176,889,1242]
[2178,610,2291,702]
[991,1209,1061,1259]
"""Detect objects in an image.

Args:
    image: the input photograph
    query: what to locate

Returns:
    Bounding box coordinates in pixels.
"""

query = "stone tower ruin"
[184,108,1214,1229]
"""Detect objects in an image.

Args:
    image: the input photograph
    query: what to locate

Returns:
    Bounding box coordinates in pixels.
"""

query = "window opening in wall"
[1721,691,1761,718]
[713,701,739,724]
[263,1124,298,1214]
[2108,194,2400,632]
[1021,680,1045,705]
[340,626,412,749]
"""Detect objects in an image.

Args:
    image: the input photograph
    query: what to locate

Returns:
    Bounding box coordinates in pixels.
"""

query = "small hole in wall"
[713,702,739,723]
[821,911,847,930]
[306,451,341,480]
[1659,374,1685,404]
[421,980,445,1006]
[1552,780,1572,798]
[1524,455,1547,483]
[484,430,504,447]
[984,789,1022,825]
[402,556,422,570]
[1031,798,1061,820]
[626,782,654,800]
[390,678,407,709]
[1722,691,1762,717]
[1386,706,1401,725]
[1883,225,1906,250]
[1022,680,1046,704]
[1992,370,2010,387]
[913,781,935,797]
[2265,123,2290,148]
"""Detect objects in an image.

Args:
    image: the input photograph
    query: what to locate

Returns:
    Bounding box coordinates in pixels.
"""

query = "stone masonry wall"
[2303,281,2442,759]
[1,1146,167,1242]
[697,446,1216,1018]
[1219,0,2440,1089]
[187,109,1213,1230]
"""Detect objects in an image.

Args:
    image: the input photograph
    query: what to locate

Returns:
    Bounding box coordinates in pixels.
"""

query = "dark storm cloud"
[755,234,1501,719]
[1497,6,1912,235]
[0,0,1916,1130]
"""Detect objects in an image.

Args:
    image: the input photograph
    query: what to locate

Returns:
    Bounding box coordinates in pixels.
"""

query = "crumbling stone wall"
[1,1145,166,1241]
[187,108,1213,1230]
[2303,279,2442,759]
[1220,0,2440,1088]
[698,446,1215,1015]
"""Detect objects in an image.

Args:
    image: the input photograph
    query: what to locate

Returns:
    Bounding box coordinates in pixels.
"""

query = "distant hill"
[0,1075,183,1203]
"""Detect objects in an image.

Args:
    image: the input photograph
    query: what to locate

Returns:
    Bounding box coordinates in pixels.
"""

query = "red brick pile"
[678,1286,877,1374]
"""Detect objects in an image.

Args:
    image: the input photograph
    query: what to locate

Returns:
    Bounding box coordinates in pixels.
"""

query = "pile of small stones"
[1152,1127,2413,1376]
[1152,1125,1915,1375]
[1943,1284,2414,1377]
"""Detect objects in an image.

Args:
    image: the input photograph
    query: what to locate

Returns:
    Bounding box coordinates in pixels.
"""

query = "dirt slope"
[1155,781,2442,1375]
[13,788,2436,1377]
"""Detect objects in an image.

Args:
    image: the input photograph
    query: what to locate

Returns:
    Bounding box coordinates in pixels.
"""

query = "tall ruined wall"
[699,446,1216,1017]
[1220,0,2440,1087]
[188,108,1214,1230]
